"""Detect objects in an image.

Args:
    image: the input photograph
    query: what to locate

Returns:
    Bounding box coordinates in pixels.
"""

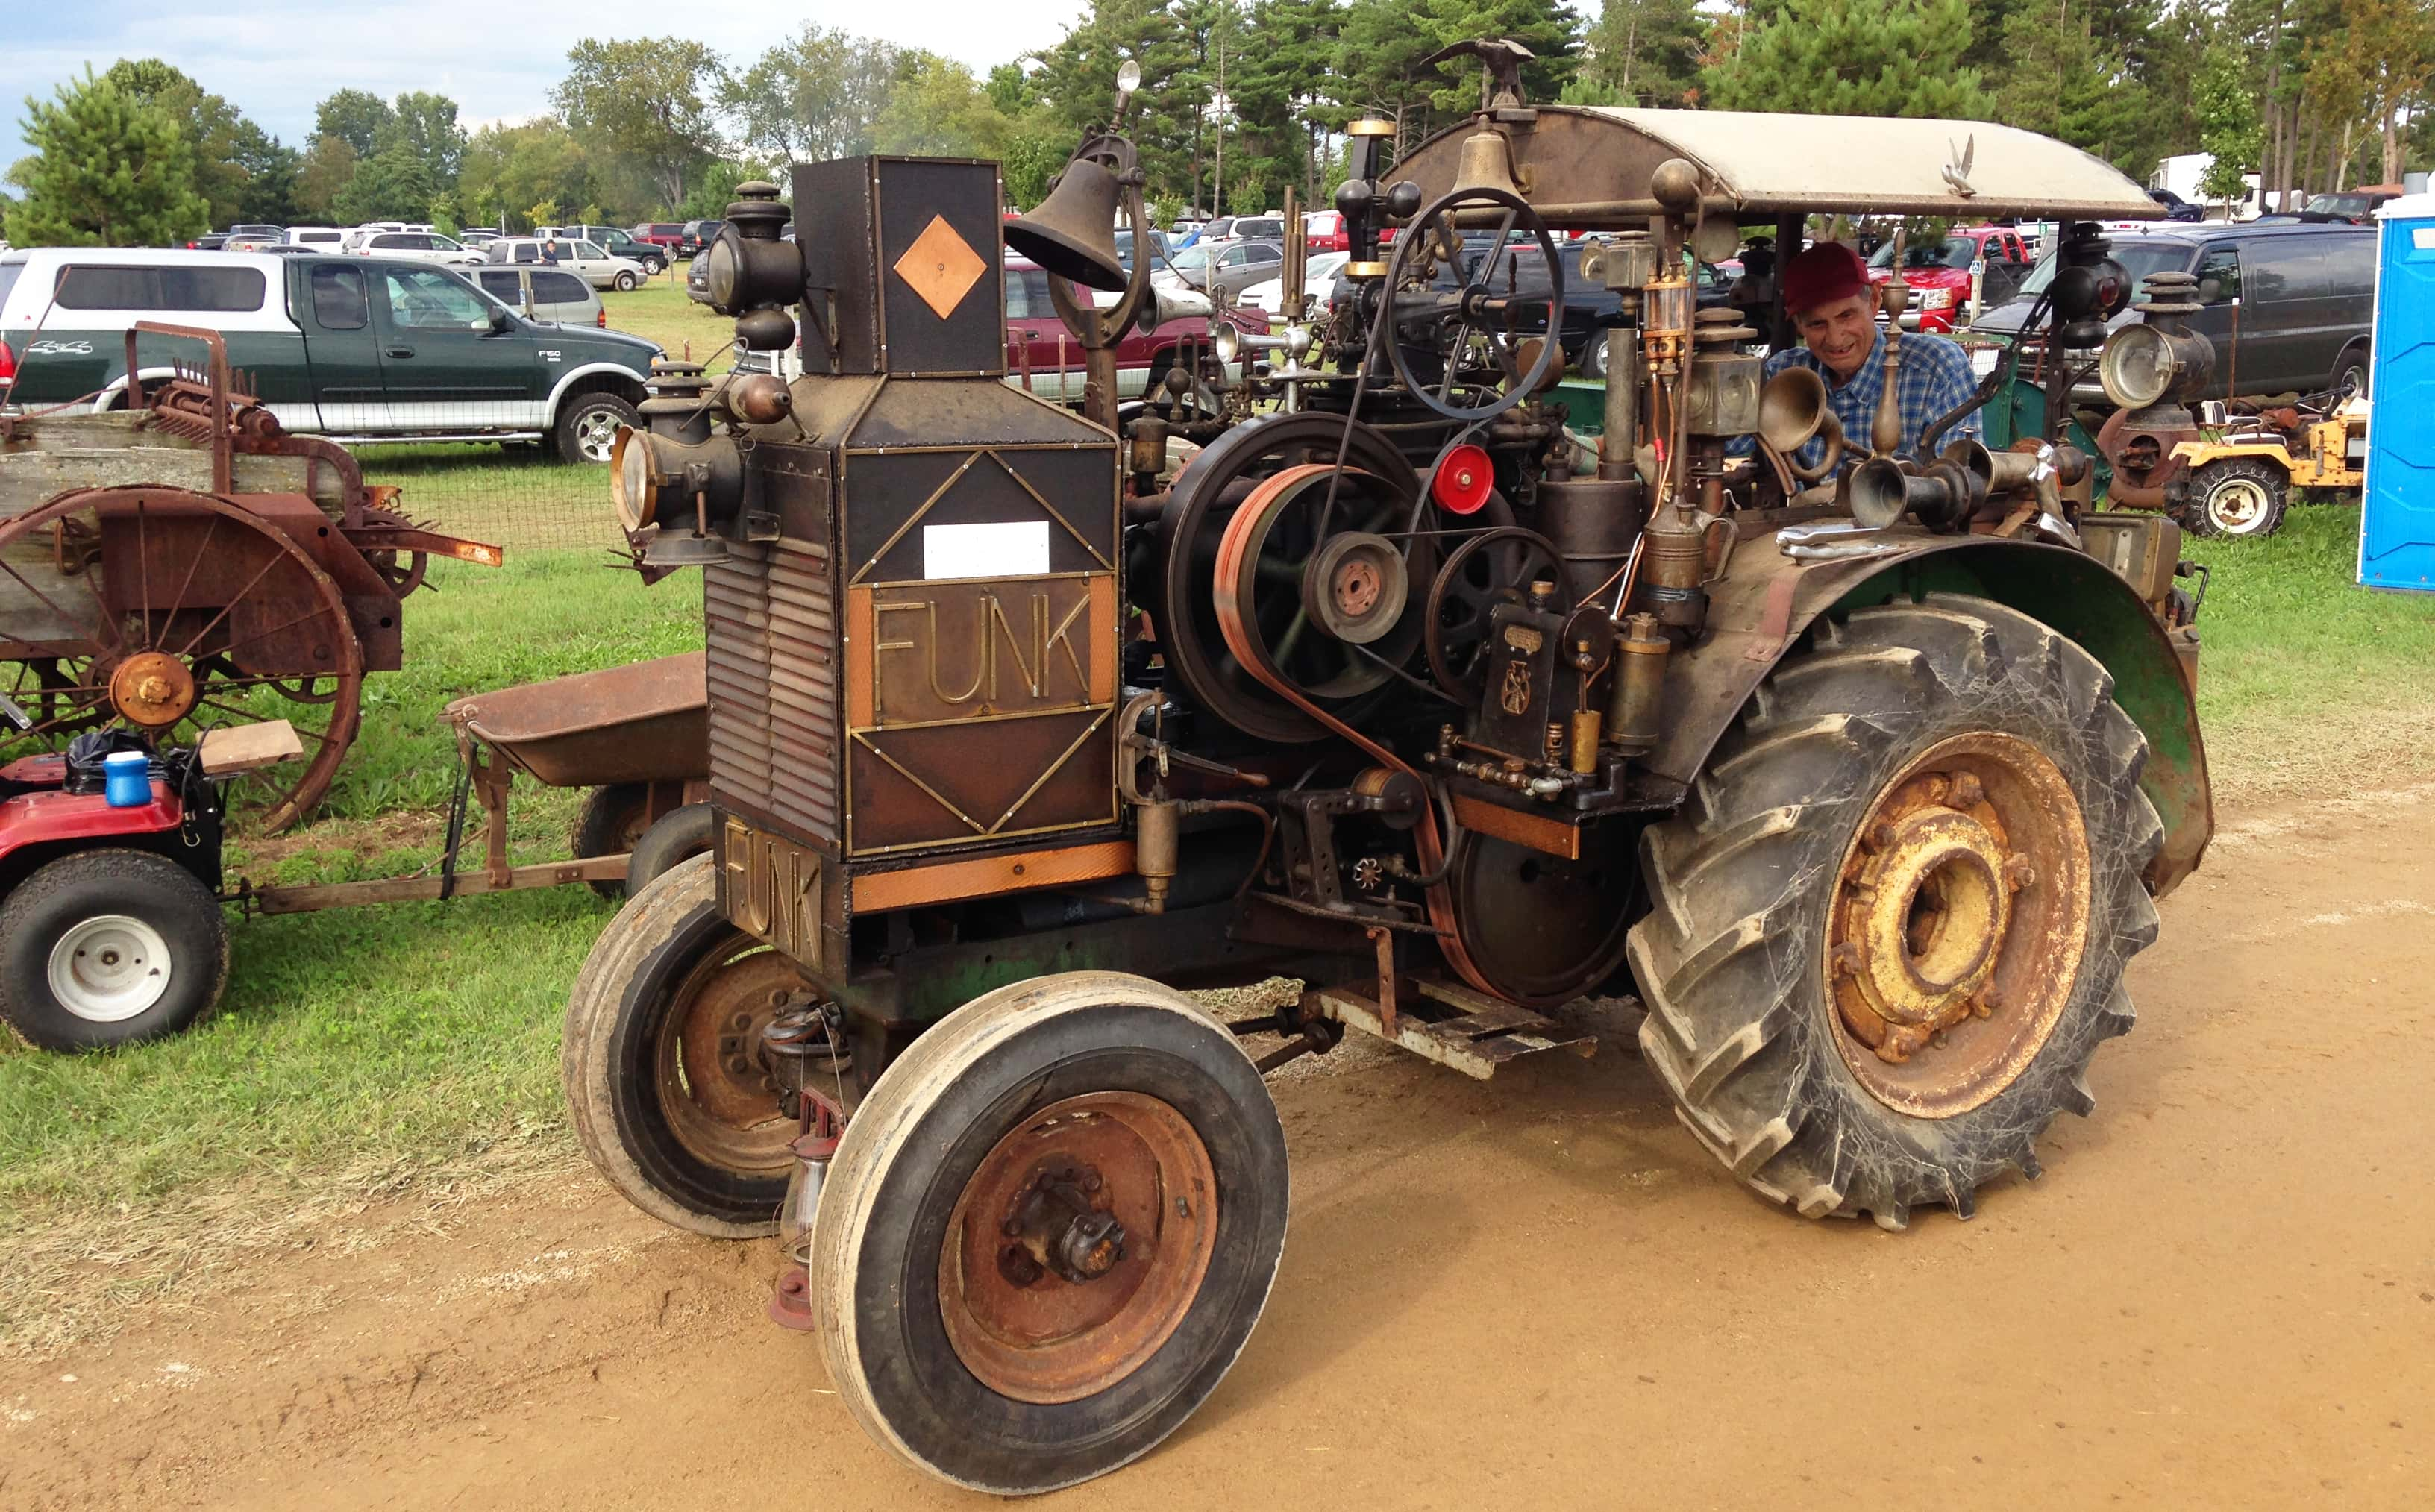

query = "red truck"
[1866,225,2035,333]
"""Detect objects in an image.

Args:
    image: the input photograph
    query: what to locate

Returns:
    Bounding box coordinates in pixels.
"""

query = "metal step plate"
[1308,976,1598,1080]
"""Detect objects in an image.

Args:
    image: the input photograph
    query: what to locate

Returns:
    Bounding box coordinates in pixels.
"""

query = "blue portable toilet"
[2360,193,2435,591]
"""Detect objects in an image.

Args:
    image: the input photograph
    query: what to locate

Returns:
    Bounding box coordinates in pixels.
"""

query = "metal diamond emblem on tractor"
[894,214,988,320]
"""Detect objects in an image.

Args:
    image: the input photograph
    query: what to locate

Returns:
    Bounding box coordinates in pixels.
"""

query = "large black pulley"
[1448,825,1638,1008]
[1156,414,1429,744]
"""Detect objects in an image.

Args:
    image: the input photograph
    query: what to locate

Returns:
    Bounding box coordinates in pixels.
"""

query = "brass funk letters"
[722,815,824,967]
[868,580,1095,725]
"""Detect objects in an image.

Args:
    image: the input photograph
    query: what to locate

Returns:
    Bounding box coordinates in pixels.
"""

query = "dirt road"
[5,782,2431,1511]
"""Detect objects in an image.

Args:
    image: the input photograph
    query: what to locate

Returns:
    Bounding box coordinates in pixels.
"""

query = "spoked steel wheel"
[0,489,363,831]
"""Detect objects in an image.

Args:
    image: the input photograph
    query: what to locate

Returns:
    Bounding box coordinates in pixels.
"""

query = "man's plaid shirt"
[1735,330,1982,471]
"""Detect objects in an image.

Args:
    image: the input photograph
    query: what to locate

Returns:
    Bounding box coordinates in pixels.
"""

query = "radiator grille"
[706,540,841,844]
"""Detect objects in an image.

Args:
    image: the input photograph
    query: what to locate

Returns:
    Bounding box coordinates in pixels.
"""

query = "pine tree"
[4,67,208,247]
[1569,0,1707,107]
[1702,0,1990,119]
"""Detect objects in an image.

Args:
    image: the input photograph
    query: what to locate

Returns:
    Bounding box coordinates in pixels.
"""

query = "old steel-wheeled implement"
[569,63,2215,1494]
[0,324,501,829]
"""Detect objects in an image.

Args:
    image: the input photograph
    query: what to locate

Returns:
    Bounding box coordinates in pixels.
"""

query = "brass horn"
[1006,157,1129,292]
[1756,366,1846,483]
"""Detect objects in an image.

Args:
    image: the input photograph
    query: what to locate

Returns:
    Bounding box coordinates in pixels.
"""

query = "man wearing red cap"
[1763,240,1980,472]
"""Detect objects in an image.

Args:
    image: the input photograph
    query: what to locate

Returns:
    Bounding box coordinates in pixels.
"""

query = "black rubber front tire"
[555,391,639,465]
[2331,350,2369,401]
[0,850,228,1052]
[812,971,1288,1494]
[1626,596,2163,1229]
[562,854,800,1237]
[1578,330,1608,379]
[572,782,651,899]
[624,802,715,899]
[2189,457,2289,538]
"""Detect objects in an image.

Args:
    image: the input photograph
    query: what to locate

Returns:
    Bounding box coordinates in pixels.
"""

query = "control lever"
[0,693,30,732]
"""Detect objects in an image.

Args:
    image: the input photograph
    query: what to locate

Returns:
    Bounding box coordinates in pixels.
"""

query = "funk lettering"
[870,586,1094,719]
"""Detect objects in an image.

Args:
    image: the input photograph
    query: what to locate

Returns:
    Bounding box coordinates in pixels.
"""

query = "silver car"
[471,264,607,328]
[484,236,650,292]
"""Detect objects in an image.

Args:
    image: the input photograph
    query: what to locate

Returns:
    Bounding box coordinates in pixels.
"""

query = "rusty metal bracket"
[339,525,505,569]
[124,322,232,495]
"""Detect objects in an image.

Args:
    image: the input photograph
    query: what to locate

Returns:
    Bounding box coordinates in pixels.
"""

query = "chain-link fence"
[352,437,625,555]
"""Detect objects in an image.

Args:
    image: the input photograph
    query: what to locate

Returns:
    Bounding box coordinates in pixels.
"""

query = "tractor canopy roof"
[1394,107,2163,228]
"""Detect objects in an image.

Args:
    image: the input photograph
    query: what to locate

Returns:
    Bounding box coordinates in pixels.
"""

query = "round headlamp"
[610,426,657,532]
[2098,323,2211,410]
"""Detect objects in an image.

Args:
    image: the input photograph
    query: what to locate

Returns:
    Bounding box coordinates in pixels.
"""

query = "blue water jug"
[103,750,152,808]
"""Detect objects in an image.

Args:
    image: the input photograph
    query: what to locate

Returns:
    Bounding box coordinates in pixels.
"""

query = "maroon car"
[1001,257,1265,406]
[630,222,686,254]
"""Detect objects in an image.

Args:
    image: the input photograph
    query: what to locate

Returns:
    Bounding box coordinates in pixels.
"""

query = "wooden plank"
[0,449,341,517]
[244,854,629,914]
[197,719,303,775]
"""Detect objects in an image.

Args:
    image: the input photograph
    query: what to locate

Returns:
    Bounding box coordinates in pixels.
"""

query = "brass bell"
[1451,128,1523,200]
[1006,158,1129,292]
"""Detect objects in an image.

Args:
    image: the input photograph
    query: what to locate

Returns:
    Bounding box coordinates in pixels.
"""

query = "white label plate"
[924,521,1049,580]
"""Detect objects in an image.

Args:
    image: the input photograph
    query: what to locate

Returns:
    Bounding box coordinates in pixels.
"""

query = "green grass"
[0,489,2426,1353]
[2178,501,2435,796]
[0,548,703,1352]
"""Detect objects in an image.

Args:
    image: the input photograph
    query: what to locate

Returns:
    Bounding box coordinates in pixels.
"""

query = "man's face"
[1794,292,1878,381]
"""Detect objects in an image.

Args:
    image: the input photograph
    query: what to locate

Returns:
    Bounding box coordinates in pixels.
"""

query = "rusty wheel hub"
[1826,733,2091,1119]
[654,946,807,1176]
[939,1091,1216,1404]
[107,651,197,728]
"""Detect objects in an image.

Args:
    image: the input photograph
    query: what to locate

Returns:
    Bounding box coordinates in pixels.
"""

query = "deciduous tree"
[726,25,905,163]
[552,37,728,210]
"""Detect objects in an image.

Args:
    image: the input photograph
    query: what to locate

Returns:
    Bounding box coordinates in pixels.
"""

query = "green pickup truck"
[0,248,661,463]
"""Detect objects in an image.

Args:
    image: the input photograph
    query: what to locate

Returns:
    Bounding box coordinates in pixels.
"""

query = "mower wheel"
[624,803,716,899]
[0,850,228,1052]
[812,971,1288,1494]
[1627,596,2162,1229]
[572,782,652,899]
[2189,457,2288,538]
[562,854,803,1237]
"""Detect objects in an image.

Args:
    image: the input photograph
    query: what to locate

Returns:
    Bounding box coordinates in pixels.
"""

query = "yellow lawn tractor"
[2170,392,2369,538]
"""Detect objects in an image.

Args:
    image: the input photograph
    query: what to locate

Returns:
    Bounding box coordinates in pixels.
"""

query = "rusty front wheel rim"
[652,942,803,1176]
[938,1091,1218,1405]
[1824,732,2091,1119]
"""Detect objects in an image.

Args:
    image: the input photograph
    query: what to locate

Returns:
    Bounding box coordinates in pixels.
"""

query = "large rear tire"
[1626,596,2163,1229]
[812,971,1288,1494]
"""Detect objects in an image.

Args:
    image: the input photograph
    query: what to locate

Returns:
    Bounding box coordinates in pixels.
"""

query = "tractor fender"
[1646,529,2213,897]
[2169,439,2294,468]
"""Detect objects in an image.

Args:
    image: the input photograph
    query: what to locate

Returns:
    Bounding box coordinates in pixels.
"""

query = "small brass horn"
[1757,366,1846,483]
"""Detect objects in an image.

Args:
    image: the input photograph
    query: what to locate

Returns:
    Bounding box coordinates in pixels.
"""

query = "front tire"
[562,855,804,1236]
[555,391,639,465]
[1626,597,2163,1229]
[812,971,1288,1494]
[2190,457,2288,538]
[0,850,228,1051]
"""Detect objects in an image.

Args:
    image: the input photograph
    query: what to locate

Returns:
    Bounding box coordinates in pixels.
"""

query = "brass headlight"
[611,426,657,532]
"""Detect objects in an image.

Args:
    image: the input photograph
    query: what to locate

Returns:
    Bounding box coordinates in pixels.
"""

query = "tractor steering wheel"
[1379,185,1564,424]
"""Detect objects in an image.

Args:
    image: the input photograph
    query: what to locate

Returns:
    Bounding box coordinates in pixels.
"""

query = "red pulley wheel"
[1430,443,1493,515]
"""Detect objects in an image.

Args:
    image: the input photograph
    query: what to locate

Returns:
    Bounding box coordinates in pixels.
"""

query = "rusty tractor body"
[568,74,2216,1496]
[0,324,499,827]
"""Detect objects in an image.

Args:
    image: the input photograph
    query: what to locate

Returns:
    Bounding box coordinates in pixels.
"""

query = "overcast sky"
[3,2,1096,174]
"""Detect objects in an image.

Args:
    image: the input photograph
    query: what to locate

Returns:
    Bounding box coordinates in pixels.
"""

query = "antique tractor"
[568,70,2213,1495]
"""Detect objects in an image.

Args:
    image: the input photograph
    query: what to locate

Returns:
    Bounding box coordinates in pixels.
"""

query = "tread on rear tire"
[1625,595,2163,1229]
